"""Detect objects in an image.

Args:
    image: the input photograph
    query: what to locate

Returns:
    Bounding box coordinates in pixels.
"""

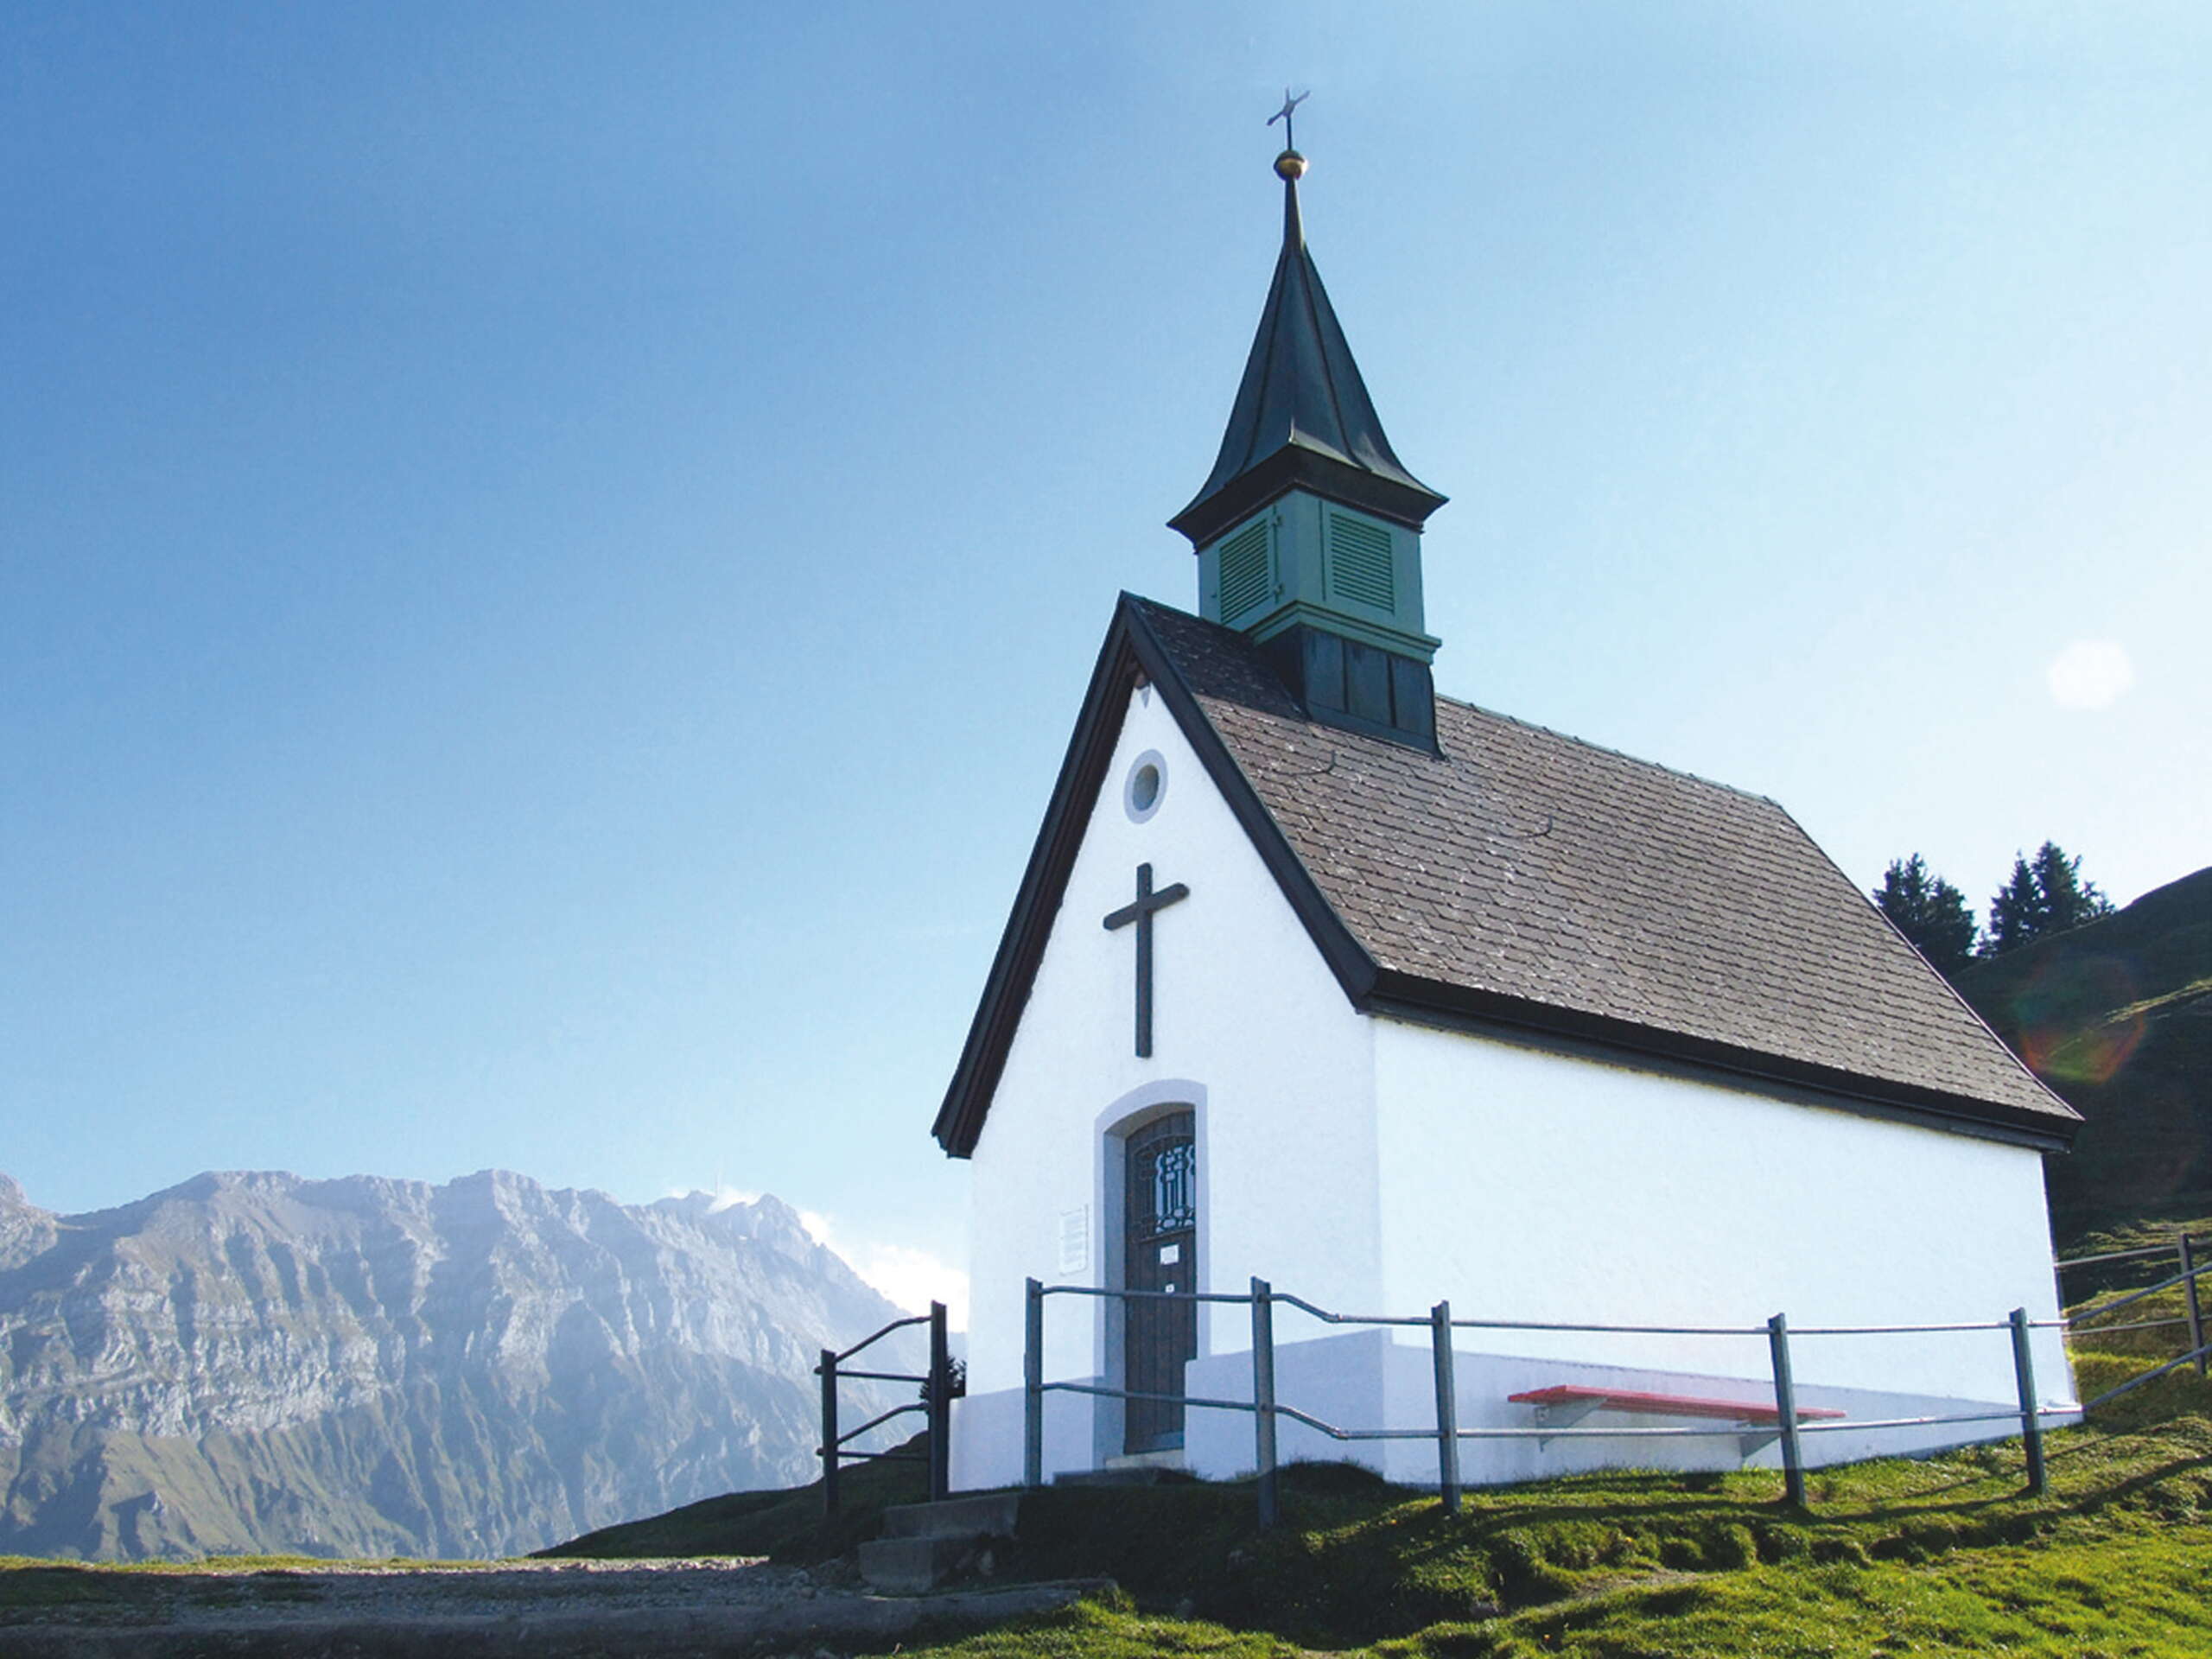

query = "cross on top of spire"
[1269,88,1310,183]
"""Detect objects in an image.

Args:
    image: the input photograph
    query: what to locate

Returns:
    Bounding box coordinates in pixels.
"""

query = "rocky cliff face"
[0,1169,927,1560]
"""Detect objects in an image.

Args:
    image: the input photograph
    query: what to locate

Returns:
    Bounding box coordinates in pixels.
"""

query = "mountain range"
[0,1168,925,1560]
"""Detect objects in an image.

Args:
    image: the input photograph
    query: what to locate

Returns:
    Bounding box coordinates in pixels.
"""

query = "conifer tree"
[1872,855,1980,977]
[2030,840,2114,932]
[1982,841,2114,957]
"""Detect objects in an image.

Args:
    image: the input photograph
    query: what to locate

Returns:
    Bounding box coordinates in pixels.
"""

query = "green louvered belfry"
[1170,154,1447,751]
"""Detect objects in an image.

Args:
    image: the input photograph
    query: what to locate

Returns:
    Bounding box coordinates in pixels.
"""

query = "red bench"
[1508,1384,1843,1455]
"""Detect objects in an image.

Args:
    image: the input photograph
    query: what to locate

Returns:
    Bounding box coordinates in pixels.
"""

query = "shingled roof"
[931,594,2075,1157]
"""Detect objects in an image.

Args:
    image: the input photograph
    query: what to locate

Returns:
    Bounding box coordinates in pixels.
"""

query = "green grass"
[917,1533,2212,1659]
[519,1332,2212,1656]
[1415,1527,2212,1657]
[524,1351,2212,1656]
[877,1351,2212,1657]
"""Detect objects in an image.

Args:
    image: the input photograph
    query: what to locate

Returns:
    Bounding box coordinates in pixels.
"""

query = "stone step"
[1052,1465,1180,1488]
[856,1534,976,1595]
[879,1491,1023,1540]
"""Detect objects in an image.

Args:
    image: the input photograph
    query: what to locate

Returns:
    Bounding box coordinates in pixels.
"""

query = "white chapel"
[933,138,2079,1494]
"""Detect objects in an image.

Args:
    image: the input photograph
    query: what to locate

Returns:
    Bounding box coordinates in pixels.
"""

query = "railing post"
[1251,1276,1279,1529]
[2010,1306,2048,1495]
[2182,1236,2207,1378]
[818,1346,840,1517]
[927,1300,951,1503]
[1431,1300,1460,1515]
[1767,1313,1808,1510]
[1023,1277,1044,1491]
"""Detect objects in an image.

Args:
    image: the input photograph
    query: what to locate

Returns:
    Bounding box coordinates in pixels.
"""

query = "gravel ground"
[0,1556,1103,1657]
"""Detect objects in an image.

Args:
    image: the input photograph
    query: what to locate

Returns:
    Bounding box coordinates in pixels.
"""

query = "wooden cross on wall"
[1103,862,1190,1058]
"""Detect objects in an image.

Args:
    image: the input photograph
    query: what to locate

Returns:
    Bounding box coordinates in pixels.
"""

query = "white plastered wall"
[951,683,1377,1491]
[1372,1018,2073,1408]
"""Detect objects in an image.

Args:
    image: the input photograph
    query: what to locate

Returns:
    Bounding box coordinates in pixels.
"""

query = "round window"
[1124,751,1166,823]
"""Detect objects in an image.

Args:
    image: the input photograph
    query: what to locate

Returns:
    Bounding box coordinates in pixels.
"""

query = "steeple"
[1170,122,1446,750]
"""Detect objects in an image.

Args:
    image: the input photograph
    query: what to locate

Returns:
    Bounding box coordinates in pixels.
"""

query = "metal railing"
[1023,1277,2082,1525]
[814,1300,957,1515]
[2051,1238,2212,1415]
[2056,1233,2209,1382]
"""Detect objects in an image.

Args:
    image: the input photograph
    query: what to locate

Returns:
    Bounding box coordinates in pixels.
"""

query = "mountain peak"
[655,1191,821,1265]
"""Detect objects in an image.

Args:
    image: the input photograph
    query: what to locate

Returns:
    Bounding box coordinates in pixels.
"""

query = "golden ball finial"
[1274,149,1307,181]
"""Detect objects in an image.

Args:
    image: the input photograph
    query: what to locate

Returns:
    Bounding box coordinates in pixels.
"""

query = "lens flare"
[2007,953,2146,1086]
[2047,640,2135,710]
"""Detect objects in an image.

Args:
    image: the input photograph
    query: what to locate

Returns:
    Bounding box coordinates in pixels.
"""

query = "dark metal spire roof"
[1169,157,1447,549]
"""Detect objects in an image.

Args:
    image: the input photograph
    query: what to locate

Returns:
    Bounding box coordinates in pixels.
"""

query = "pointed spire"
[1168,143,1446,550]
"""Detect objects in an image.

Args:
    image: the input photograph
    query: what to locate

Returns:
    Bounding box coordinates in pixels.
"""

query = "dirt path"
[0,1557,1105,1657]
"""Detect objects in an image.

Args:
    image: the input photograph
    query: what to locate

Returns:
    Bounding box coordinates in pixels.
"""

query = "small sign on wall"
[1058,1205,1090,1275]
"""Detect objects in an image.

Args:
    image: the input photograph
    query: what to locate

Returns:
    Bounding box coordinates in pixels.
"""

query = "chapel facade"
[934,139,2078,1491]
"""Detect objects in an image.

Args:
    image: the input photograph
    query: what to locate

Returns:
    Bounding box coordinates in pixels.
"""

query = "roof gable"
[931,594,1363,1158]
[933,597,2076,1158]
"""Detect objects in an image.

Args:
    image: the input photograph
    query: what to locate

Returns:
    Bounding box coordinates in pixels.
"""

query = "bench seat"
[1508,1384,1845,1426]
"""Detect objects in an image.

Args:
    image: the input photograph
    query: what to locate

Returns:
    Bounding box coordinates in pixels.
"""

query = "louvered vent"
[1217,518,1272,621]
[1327,512,1395,611]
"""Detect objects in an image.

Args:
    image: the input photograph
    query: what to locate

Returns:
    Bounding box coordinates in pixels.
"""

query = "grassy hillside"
[531,1339,2212,1657]
[1951,864,2212,1249]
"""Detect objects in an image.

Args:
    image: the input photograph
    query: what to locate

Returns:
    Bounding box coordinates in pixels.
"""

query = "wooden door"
[1123,1112,1197,1454]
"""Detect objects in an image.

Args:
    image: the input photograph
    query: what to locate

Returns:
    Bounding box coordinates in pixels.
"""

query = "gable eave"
[931,594,1376,1158]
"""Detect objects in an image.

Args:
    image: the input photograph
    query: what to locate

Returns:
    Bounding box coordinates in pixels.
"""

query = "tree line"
[1872,842,2113,978]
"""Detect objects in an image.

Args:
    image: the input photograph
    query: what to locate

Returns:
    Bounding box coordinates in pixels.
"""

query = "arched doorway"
[1122,1109,1197,1453]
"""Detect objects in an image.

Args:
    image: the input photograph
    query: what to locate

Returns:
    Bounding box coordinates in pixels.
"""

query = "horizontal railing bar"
[1274,1293,1429,1328]
[831,1313,932,1364]
[1451,1421,1829,1441]
[1446,1406,2075,1443]
[2081,1340,2212,1410]
[1044,1379,1257,1413]
[1272,1402,1433,1441]
[1035,1381,2063,1446]
[2057,1239,2205,1270]
[2066,1316,2191,1336]
[2068,1262,2212,1325]
[1041,1284,1250,1305]
[1796,1408,2035,1434]
[832,1402,927,1446]
[834,1368,928,1385]
[1450,1315,1769,1337]
[1027,1282,2095,1339]
[824,1450,928,1465]
[1788,1320,2012,1336]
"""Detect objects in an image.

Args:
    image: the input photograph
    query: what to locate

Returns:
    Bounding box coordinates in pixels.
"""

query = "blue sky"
[5,3,2208,1316]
